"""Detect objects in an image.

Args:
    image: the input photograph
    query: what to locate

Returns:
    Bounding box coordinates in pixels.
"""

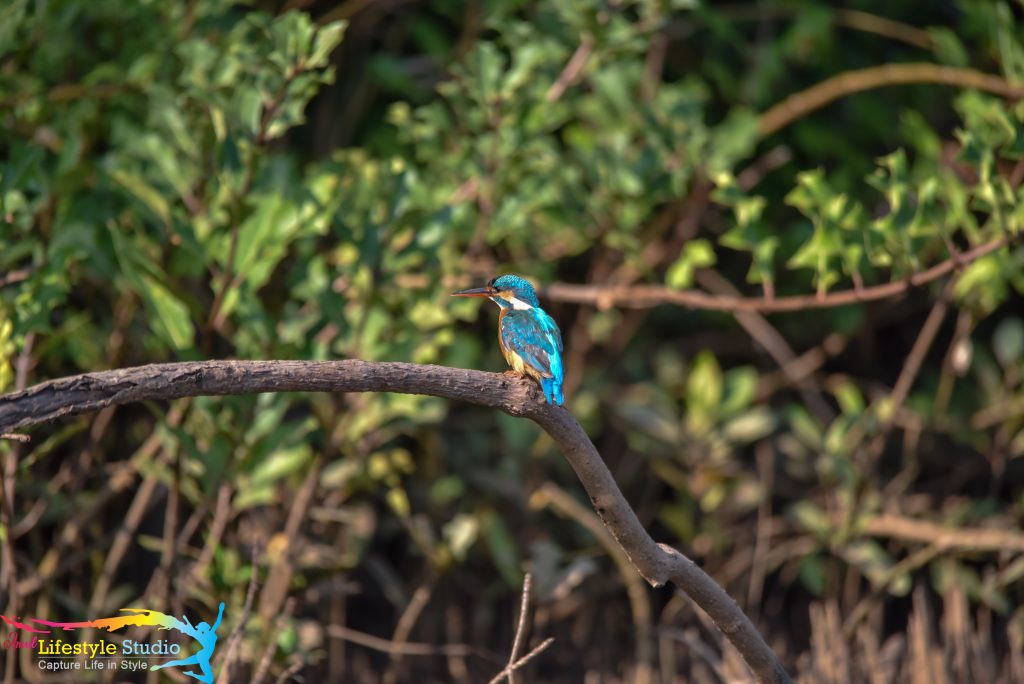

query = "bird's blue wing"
[500,310,563,378]
[541,309,563,354]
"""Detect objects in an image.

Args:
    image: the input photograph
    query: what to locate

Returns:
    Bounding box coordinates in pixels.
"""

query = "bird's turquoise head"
[451,274,540,310]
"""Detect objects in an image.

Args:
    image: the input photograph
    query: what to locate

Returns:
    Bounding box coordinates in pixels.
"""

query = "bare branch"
[691,6,932,51]
[0,360,793,684]
[545,34,594,103]
[857,513,1024,553]
[759,63,1024,137]
[544,237,1007,313]
[506,573,533,684]
[487,637,556,684]
[327,625,476,657]
[252,597,295,684]
[384,580,435,684]
[214,549,260,684]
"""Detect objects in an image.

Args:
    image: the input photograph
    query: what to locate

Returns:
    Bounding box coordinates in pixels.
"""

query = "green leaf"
[993,317,1024,368]
[666,239,716,290]
[143,276,195,350]
[250,443,312,487]
[716,174,778,284]
[955,253,1011,315]
[786,169,865,292]
[832,380,865,415]
[928,27,969,67]
[798,554,826,596]
[686,350,723,414]
[109,228,194,350]
[719,366,758,417]
[311,21,347,67]
[442,513,480,562]
[843,540,907,595]
[791,500,831,538]
[386,487,411,518]
[721,408,776,443]
[109,169,172,226]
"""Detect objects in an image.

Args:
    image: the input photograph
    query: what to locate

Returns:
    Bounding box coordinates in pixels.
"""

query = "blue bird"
[452,274,565,405]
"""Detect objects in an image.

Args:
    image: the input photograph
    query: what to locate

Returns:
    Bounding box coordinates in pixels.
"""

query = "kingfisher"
[452,274,565,406]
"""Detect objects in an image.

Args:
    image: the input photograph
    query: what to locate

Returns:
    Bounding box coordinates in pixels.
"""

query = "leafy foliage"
[2,0,1024,681]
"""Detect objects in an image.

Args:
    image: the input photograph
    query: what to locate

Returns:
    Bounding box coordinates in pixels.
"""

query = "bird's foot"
[503,370,523,377]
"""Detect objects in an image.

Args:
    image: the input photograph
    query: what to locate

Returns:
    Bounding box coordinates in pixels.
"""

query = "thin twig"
[506,573,533,684]
[834,9,933,49]
[487,637,556,684]
[544,237,1007,312]
[252,598,296,684]
[659,626,726,679]
[545,34,594,103]
[383,580,435,684]
[842,544,942,637]
[214,549,260,684]
[859,278,956,464]
[857,513,1024,553]
[693,5,932,50]
[187,481,234,586]
[20,404,184,597]
[756,333,847,401]
[737,146,793,190]
[887,279,955,421]
[273,657,304,684]
[327,625,476,657]
[257,455,323,624]
[88,464,162,612]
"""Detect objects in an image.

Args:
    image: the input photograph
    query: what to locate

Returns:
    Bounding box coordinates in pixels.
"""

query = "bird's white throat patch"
[508,296,534,310]
[490,295,534,310]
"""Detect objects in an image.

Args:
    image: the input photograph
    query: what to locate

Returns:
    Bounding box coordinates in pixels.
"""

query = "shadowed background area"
[1,0,1023,682]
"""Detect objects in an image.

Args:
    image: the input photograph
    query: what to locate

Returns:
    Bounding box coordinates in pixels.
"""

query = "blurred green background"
[1,0,1023,681]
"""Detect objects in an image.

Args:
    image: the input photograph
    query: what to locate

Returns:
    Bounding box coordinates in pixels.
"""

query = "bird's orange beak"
[451,286,496,298]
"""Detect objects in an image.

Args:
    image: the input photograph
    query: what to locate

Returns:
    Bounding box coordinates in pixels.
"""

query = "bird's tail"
[540,376,564,406]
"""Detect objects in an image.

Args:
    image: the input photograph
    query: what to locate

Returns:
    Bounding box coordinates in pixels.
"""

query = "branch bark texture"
[0,360,792,683]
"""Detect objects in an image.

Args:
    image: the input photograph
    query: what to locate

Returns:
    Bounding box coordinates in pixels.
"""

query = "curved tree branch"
[544,237,1008,312]
[758,63,1024,137]
[0,360,793,683]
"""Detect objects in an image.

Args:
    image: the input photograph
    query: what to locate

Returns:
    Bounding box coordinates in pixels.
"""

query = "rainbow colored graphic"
[9,603,225,684]
[34,608,187,633]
